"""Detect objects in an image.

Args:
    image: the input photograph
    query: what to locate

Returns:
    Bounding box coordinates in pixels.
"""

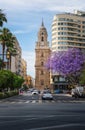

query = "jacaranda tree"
[45,48,85,85]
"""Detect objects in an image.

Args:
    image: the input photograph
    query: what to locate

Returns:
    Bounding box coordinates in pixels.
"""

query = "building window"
[59,76,65,81]
[41,36,44,41]
[41,53,44,57]
[41,80,44,85]
[41,62,44,66]
[41,70,44,75]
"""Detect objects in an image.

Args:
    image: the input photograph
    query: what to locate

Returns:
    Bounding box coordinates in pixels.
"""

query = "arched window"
[41,53,44,57]
[41,36,44,41]
[41,62,44,66]
[41,70,43,75]
[41,80,44,85]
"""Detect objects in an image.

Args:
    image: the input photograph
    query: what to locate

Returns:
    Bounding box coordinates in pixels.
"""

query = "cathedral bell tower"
[35,20,50,90]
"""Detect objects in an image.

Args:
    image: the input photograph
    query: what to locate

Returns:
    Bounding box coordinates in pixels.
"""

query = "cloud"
[22,51,35,78]
[13,30,30,34]
[0,0,85,13]
[1,0,85,78]
[1,0,85,33]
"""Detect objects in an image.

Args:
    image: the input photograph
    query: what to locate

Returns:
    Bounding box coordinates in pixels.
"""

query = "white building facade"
[52,10,85,52]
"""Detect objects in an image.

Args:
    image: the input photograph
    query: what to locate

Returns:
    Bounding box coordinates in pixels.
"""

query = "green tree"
[0,70,14,91]
[79,69,85,85]
[0,58,5,70]
[6,33,16,53]
[0,70,24,91]
[0,28,11,61]
[23,84,28,91]
[6,34,16,69]
[0,9,7,27]
[13,74,24,90]
[0,28,16,69]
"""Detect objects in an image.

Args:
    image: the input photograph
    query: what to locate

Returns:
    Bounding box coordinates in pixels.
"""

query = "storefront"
[52,75,69,90]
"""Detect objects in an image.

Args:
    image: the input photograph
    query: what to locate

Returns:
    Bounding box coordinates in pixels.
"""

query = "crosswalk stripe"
[11,102,16,104]
[0,100,85,104]
[39,100,42,103]
[25,101,30,103]
[32,100,36,103]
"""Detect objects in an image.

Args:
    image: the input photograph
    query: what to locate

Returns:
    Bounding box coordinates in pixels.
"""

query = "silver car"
[42,91,53,100]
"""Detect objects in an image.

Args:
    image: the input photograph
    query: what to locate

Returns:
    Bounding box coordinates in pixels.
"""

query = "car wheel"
[42,97,45,100]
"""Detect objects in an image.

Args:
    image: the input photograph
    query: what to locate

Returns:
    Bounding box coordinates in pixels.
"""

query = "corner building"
[51,10,85,90]
[52,10,85,52]
[35,21,50,90]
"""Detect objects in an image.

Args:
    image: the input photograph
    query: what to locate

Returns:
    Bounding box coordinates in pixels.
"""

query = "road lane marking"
[0,114,84,126]
[25,101,30,103]
[0,99,85,104]
[25,123,85,130]
[32,100,36,103]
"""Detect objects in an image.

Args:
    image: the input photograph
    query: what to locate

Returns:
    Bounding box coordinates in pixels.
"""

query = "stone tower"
[35,21,50,90]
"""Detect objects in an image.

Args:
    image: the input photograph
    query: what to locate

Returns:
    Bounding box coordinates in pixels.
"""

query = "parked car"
[31,90,39,95]
[19,88,24,95]
[42,91,53,100]
[71,86,85,98]
[54,89,63,94]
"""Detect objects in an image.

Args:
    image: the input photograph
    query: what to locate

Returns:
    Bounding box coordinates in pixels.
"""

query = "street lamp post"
[6,49,10,70]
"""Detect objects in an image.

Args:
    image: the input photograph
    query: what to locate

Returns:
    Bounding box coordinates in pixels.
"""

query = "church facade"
[35,21,50,90]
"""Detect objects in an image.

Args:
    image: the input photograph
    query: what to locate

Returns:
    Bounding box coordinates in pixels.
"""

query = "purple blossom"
[45,48,85,76]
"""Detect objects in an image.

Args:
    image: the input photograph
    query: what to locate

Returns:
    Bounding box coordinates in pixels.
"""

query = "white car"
[42,92,53,100]
[31,90,39,95]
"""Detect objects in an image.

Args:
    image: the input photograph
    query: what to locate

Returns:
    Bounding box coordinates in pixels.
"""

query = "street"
[0,92,85,104]
[0,93,85,130]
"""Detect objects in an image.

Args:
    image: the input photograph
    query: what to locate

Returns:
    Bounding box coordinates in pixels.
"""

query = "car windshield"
[43,91,51,94]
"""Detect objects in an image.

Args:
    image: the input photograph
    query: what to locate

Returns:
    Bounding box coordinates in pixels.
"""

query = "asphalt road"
[0,93,85,104]
[0,94,85,130]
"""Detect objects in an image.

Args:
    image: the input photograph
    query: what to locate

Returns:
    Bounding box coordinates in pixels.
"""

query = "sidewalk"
[53,93,72,97]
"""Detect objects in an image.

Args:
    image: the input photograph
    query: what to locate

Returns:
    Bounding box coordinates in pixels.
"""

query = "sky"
[0,0,85,78]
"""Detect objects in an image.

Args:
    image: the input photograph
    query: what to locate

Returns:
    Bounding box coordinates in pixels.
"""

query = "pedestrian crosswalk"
[0,99,85,104]
[0,100,55,104]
